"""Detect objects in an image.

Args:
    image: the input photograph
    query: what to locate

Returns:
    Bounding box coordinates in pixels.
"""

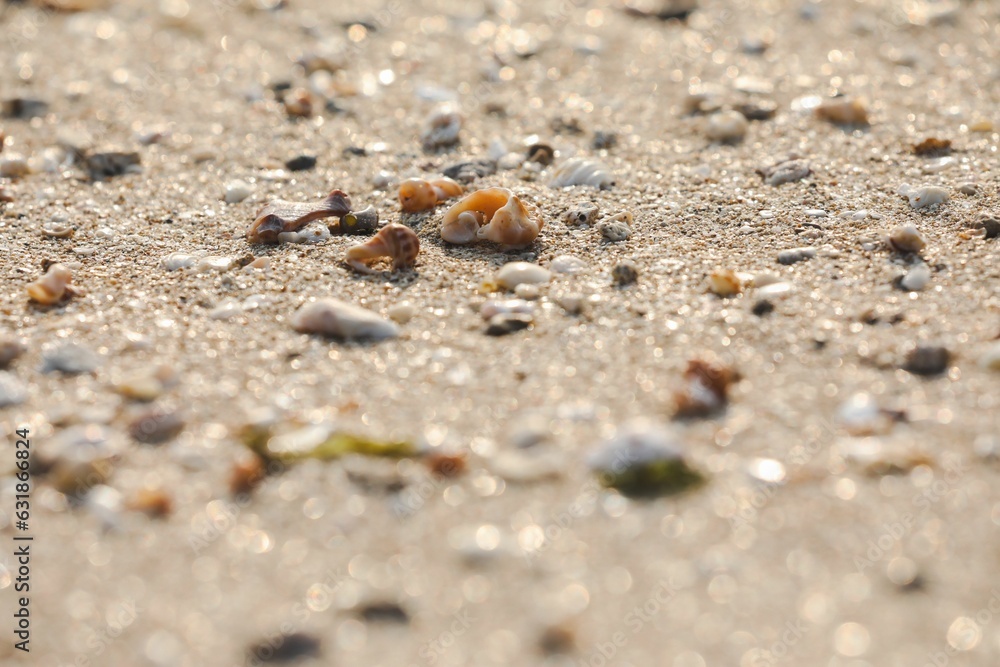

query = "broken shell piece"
[814,97,869,125]
[162,252,197,271]
[708,268,743,296]
[334,205,380,235]
[442,188,543,247]
[549,254,589,274]
[899,263,931,291]
[673,358,737,418]
[588,420,705,498]
[598,211,633,242]
[887,225,926,253]
[248,189,351,243]
[27,263,78,304]
[345,223,419,273]
[548,157,615,189]
[398,177,463,213]
[421,105,462,150]
[495,262,551,290]
[758,158,812,186]
[905,185,949,209]
[41,222,74,238]
[564,204,599,226]
[291,298,399,341]
[480,298,535,320]
[86,151,140,179]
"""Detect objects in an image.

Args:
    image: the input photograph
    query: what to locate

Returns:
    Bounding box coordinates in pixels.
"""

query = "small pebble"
[42,343,100,374]
[899,263,931,291]
[41,222,74,238]
[887,225,926,253]
[777,247,816,265]
[162,253,197,271]
[555,293,585,315]
[421,105,462,150]
[815,97,869,125]
[291,298,399,341]
[0,372,27,407]
[599,211,633,242]
[2,97,49,119]
[549,254,589,274]
[704,110,749,143]
[836,392,890,436]
[673,358,737,418]
[912,137,951,156]
[709,269,742,296]
[735,98,778,121]
[196,256,234,272]
[86,151,141,179]
[224,180,255,204]
[902,184,949,209]
[387,302,418,324]
[129,408,186,445]
[480,299,535,320]
[285,155,317,171]
[979,343,1000,371]
[0,154,30,178]
[751,299,774,316]
[611,260,639,286]
[592,130,618,150]
[758,158,812,186]
[442,159,496,183]
[903,345,951,376]
[0,340,25,368]
[283,88,313,118]
[514,283,541,300]
[495,262,551,290]
[485,313,533,336]
[957,182,978,196]
[564,204,600,226]
[246,633,321,664]
[974,214,1000,240]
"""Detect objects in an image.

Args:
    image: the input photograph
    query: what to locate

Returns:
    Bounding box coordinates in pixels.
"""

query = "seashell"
[588,419,705,498]
[421,105,462,150]
[905,185,949,209]
[758,158,811,186]
[708,268,743,296]
[224,180,254,204]
[548,157,615,189]
[345,223,420,273]
[526,143,555,166]
[814,97,869,125]
[704,110,749,143]
[196,256,234,272]
[887,225,926,253]
[442,188,543,247]
[899,263,931,291]
[481,299,535,320]
[398,177,463,213]
[549,254,589,274]
[564,204,599,226]
[283,88,314,118]
[291,298,399,341]
[248,189,351,243]
[598,211,632,242]
[41,222,74,238]
[278,223,331,244]
[162,252,196,271]
[27,263,78,304]
[612,260,639,286]
[334,205,380,235]
[673,358,738,418]
[777,247,816,265]
[495,262,552,290]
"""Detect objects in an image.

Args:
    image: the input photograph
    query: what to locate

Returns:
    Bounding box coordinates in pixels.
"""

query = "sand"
[1,0,999,665]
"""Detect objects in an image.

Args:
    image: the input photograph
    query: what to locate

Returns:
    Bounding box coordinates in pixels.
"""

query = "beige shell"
[398,177,463,213]
[27,263,78,305]
[345,223,420,273]
[441,188,543,248]
[815,97,869,125]
[248,189,351,243]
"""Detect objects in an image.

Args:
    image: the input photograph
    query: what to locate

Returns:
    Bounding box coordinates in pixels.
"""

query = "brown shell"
[345,223,420,272]
[248,189,351,243]
[441,188,542,248]
[398,177,462,213]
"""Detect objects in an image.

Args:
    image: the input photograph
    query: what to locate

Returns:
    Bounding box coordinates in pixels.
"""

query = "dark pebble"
[442,159,496,183]
[41,343,100,374]
[285,155,317,171]
[129,409,186,445]
[486,313,533,336]
[525,143,555,166]
[977,217,1000,240]
[86,152,141,179]
[343,146,367,157]
[752,299,775,316]
[903,345,951,376]
[358,602,409,624]
[246,633,320,664]
[2,98,49,119]
[592,131,618,150]
[736,99,778,121]
[612,260,639,286]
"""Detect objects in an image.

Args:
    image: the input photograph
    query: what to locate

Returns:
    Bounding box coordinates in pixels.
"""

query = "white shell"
[906,185,949,209]
[291,298,399,341]
[162,253,197,271]
[548,157,614,189]
[224,180,254,204]
[900,263,931,291]
[196,256,233,272]
[480,299,535,320]
[495,262,552,289]
[549,254,589,275]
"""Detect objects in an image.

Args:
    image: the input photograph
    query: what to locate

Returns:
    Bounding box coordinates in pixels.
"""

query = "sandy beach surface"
[1,0,999,665]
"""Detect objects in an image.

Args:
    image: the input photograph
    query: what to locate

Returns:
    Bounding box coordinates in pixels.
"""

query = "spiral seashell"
[345,223,420,273]
[248,189,351,243]
[27,263,78,304]
[441,188,543,248]
[398,177,463,213]
[548,157,615,189]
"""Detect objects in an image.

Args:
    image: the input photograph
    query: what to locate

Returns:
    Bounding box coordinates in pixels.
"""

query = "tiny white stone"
[387,301,418,324]
[514,284,541,300]
[805,209,828,217]
[495,262,552,289]
[291,298,399,341]
[548,157,614,189]
[209,299,242,320]
[900,263,931,291]
[95,227,116,240]
[480,299,535,320]
[162,253,197,271]
[836,392,887,435]
[549,254,589,275]
[704,109,749,142]
[907,185,949,209]
[224,180,254,204]
[197,256,233,272]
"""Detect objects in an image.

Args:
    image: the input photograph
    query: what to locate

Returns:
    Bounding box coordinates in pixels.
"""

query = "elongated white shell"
[548,157,615,189]
[291,298,399,341]
[495,262,552,290]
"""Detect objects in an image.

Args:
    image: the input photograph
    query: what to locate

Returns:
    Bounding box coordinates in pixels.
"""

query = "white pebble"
[162,253,197,271]
[804,209,828,217]
[209,299,242,320]
[549,254,589,275]
[495,262,552,290]
[481,299,535,320]
[906,185,949,209]
[224,180,254,204]
[197,256,233,272]
[291,298,399,341]
[900,263,931,291]
[837,392,888,435]
[387,301,418,324]
[704,110,749,143]
[0,154,30,178]
[0,371,27,407]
